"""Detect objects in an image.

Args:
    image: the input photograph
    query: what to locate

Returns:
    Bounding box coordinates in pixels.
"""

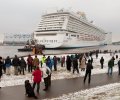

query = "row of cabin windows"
[66,33,104,40]
[69,16,101,32]
[67,24,101,34]
[39,25,62,28]
[66,33,79,38]
[39,40,57,43]
[42,19,64,23]
[67,26,103,36]
[5,36,31,38]
[39,22,63,26]
[39,27,62,30]
[40,22,63,26]
[68,17,103,34]
[44,15,65,19]
[70,16,102,34]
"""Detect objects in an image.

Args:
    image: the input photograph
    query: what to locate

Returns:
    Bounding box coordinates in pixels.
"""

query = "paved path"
[0,72,120,100]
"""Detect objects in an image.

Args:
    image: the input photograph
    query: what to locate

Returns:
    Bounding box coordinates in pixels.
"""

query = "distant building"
[104,32,112,44]
[112,41,120,45]
[3,33,33,45]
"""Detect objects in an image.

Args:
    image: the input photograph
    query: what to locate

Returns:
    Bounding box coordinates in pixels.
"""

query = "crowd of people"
[0,50,120,99]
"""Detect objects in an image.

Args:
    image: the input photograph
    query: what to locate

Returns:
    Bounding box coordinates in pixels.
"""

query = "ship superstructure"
[34,10,106,48]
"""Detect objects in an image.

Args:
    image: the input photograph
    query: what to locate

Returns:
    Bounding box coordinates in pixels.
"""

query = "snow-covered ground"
[44,82,120,100]
[0,53,119,87]
[0,53,120,100]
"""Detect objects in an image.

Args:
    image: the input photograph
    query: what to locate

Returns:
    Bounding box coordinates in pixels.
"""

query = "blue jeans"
[108,67,113,75]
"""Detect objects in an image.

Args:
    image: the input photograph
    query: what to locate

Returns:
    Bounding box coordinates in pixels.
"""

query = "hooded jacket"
[32,68,42,83]
[41,63,51,78]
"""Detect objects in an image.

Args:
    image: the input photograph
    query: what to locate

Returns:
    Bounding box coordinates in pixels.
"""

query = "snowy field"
[44,82,120,100]
[0,53,120,100]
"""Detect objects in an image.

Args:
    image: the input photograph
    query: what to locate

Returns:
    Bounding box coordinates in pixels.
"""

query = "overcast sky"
[0,0,120,42]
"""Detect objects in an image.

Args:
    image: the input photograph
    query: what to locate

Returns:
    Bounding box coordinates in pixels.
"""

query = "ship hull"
[34,31,105,49]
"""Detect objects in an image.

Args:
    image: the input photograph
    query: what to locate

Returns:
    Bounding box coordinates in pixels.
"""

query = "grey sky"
[0,0,120,42]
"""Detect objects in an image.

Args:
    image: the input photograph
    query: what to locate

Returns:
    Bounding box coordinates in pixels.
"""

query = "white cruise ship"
[34,10,107,48]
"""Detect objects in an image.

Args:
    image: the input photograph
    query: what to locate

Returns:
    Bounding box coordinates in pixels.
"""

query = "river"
[0,45,120,58]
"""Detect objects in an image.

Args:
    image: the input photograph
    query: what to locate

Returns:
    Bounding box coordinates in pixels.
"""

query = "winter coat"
[73,58,78,68]
[79,56,82,65]
[80,57,86,69]
[5,58,11,68]
[41,63,51,78]
[41,56,46,64]
[20,59,26,68]
[12,57,20,67]
[118,60,120,67]
[46,58,52,70]
[27,56,33,65]
[53,56,57,65]
[100,58,104,64]
[115,58,119,65]
[86,62,93,71]
[61,57,65,63]
[66,56,72,69]
[0,61,3,77]
[51,59,54,66]
[33,58,39,67]
[32,69,42,83]
[90,57,93,64]
[108,59,114,68]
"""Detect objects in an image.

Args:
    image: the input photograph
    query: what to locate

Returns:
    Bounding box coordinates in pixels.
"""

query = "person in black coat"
[0,56,3,88]
[53,56,57,71]
[20,57,26,75]
[84,59,93,84]
[96,53,98,59]
[72,56,79,74]
[90,56,93,65]
[66,55,72,71]
[118,58,120,75]
[100,57,104,69]
[12,55,20,75]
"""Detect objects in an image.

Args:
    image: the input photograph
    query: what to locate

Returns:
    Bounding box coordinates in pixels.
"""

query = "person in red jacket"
[27,54,33,73]
[32,67,42,94]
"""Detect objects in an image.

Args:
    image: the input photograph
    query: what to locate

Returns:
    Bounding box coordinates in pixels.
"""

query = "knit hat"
[0,56,2,59]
